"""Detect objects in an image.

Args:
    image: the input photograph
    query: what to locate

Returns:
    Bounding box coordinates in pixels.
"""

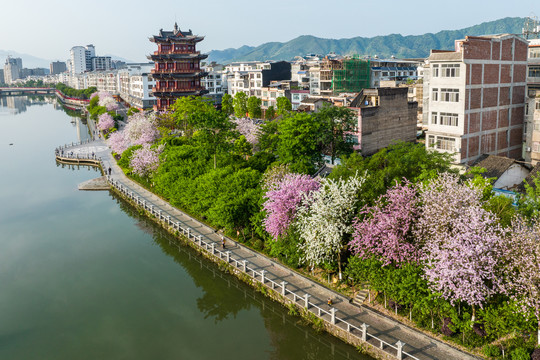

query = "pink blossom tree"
[231,117,261,145]
[108,131,129,154]
[98,113,115,131]
[130,144,165,177]
[349,182,419,266]
[124,112,159,145]
[504,218,540,345]
[263,173,320,240]
[415,173,505,322]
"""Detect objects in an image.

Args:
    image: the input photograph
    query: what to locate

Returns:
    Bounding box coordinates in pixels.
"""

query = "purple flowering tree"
[504,219,540,345]
[98,113,115,131]
[349,182,419,266]
[415,173,505,322]
[231,117,261,145]
[263,173,320,240]
[108,131,128,154]
[124,112,159,146]
[130,144,165,177]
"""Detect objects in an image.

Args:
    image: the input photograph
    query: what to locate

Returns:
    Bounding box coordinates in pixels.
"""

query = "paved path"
[56,138,479,360]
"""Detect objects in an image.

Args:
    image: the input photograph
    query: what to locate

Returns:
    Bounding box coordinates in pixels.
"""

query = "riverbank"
[55,136,479,360]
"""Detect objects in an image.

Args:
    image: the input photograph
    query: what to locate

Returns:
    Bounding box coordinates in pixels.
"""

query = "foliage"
[55,83,96,99]
[329,142,454,205]
[171,96,216,135]
[265,105,276,120]
[415,173,506,312]
[233,92,248,118]
[262,173,320,240]
[276,96,292,116]
[518,174,540,221]
[247,96,262,119]
[314,104,357,164]
[297,174,365,276]
[258,120,279,153]
[276,113,322,174]
[350,182,419,266]
[221,93,234,116]
[126,107,140,117]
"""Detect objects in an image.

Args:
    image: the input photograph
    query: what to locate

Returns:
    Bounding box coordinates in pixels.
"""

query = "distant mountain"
[0,50,51,69]
[207,17,527,64]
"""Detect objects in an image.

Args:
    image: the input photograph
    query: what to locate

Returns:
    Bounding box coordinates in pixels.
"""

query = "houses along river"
[0,96,372,360]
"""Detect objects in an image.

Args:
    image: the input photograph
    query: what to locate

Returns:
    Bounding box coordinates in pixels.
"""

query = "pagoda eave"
[150,36,204,44]
[148,54,208,61]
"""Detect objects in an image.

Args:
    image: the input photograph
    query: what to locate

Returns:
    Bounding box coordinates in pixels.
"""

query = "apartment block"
[424,34,528,164]
[224,61,291,97]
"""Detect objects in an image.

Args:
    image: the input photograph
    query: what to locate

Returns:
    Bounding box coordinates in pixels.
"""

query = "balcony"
[152,86,205,93]
[154,50,200,56]
[151,68,201,74]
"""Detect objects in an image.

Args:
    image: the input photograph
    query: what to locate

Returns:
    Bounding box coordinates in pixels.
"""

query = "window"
[427,135,435,147]
[431,112,438,125]
[441,64,460,77]
[529,66,540,78]
[440,112,459,126]
[432,88,439,101]
[530,48,540,59]
[536,101,540,110]
[436,136,456,151]
[432,64,439,77]
[441,88,459,102]
[382,71,389,77]
[534,142,540,152]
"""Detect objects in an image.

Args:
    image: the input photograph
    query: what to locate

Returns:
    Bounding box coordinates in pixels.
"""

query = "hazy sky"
[1,0,538,62]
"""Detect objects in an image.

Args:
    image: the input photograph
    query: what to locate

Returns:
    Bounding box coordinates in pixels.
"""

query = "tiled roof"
[471,154,517,180]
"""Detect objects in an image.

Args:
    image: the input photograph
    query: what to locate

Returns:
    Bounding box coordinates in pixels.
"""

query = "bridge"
[0,87,56,96]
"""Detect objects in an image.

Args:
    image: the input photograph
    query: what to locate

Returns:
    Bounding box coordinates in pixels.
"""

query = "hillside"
[207,17,526,64]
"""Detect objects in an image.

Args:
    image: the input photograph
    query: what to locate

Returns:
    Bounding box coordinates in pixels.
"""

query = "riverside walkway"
[56,138,479,360]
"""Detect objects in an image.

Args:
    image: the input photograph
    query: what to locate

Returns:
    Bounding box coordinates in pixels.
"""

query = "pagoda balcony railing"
[153,86,205,92]
[153,50,201,56]
[151,68,201,74]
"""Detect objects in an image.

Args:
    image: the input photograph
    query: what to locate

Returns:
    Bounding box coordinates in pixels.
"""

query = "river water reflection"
[0,96,372,359]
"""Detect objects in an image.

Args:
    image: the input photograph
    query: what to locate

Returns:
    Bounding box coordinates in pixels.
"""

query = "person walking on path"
[108,167,111,176]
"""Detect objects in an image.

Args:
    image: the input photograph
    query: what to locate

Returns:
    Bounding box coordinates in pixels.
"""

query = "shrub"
[482,344,501,358]
[511,347,531,360]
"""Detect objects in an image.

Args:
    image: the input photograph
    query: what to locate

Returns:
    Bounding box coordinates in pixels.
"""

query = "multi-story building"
[349,87,418,156]
[424,34,528,164]
[290,89,310,110]
[524,90,540,164]
[201,63,224,104]
[0,69,4,85]
[70,46,88,74]
[224,61,291,97]
[50,61,67,75]
[91,56,112,71]
[4,56,22,84]
[85,45,96,71]
[309,56,370,97]
[370,58,420,88]
[117,63,156,109]
[149,23,208,111]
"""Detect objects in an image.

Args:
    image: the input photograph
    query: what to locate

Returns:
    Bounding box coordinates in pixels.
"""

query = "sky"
[0,0,538,63]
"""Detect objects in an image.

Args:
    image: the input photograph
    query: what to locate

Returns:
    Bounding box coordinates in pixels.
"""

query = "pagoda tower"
[148,23,208,111]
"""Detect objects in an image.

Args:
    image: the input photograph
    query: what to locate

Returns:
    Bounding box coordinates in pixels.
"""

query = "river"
[0,96,372,360]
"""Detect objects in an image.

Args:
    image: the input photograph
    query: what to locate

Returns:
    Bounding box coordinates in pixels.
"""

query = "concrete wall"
[359,88,417,156]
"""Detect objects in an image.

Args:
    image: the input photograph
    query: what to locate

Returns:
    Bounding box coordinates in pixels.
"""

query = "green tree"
[247,96,262,119]
[233,92,248,118]
[314,104,357,164]
[172,96,216,136]
[265,105,276,120]
[258,120,279,154]
[330,142,454,205]
[221,93,234,116]
[276,96,292,116]
[518,174,540,221]
[277,113,321,174]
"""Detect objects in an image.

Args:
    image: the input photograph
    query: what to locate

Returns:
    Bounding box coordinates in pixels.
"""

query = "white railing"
[105,175,420,360]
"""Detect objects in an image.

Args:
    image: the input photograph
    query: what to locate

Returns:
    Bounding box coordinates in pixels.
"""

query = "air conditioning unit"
[527,147,532,152]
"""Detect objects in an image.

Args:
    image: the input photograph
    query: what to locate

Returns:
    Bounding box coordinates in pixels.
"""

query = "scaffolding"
[331,56,370,94]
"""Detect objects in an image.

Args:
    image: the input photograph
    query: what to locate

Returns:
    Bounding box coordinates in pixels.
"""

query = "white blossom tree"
[296,173,365,279]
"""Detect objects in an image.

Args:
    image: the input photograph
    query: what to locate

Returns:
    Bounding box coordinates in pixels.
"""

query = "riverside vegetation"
[91,93,540,360]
